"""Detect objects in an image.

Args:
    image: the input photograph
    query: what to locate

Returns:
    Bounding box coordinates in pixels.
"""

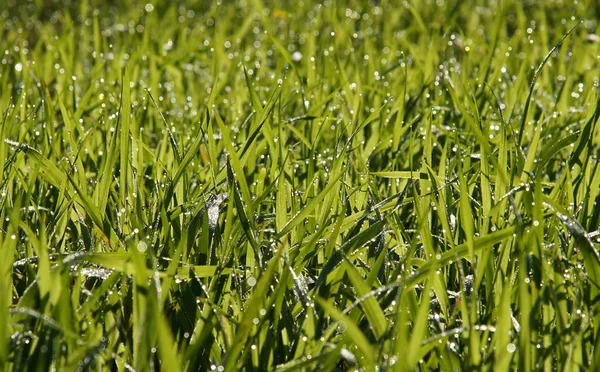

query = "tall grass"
[2,0,600,370]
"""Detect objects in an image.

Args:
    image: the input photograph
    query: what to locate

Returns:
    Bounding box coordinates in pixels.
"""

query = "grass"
[2,0,600,370]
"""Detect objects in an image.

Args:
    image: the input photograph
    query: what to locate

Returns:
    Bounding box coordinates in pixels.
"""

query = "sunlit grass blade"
[517,21,581,148]
[314,219,385,291]
[315,298,375,367]
[119,67,131,204]
[276,173,343,240]
[227,160,259,251]
[223,246,283,369]
[4,2,600,370]
[343,259,388,339]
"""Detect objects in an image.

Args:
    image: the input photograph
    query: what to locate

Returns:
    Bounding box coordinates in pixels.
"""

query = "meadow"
[2,0,600,370]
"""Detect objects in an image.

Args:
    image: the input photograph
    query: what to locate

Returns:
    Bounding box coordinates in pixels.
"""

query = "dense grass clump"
[2,0,600,370]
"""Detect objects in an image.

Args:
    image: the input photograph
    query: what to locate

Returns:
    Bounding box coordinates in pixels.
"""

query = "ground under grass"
[2,0,600,370]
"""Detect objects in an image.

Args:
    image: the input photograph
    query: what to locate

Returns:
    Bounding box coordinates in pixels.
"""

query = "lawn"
[2,0,600,370]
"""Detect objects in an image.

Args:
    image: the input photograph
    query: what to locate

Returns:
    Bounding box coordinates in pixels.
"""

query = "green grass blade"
[276,173,343,239]
[120,67,131,203]
[315,298,375,367]
[343,259,388,339]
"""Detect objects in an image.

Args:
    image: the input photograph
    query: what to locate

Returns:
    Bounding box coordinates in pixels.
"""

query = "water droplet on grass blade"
[207,193,227,229]
[137,241,148,252]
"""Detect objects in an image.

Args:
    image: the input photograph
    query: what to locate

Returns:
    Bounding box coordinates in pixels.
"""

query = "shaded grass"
[2,0,600,370]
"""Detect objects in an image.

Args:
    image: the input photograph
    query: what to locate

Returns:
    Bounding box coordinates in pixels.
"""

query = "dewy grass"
[1,0,600,370]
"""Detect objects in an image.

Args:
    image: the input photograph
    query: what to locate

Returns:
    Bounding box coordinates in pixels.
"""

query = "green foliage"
[2,0,600,370]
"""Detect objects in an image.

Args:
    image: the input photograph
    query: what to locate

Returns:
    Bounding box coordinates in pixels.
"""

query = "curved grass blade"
[223,246,284,369]
[344,226,517,313]
[313,220,385,291]
[227,160,259,251]
[275,173,343,239]
[315,298,375,367]
[343,259,388,339]
[517,22,580,148]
